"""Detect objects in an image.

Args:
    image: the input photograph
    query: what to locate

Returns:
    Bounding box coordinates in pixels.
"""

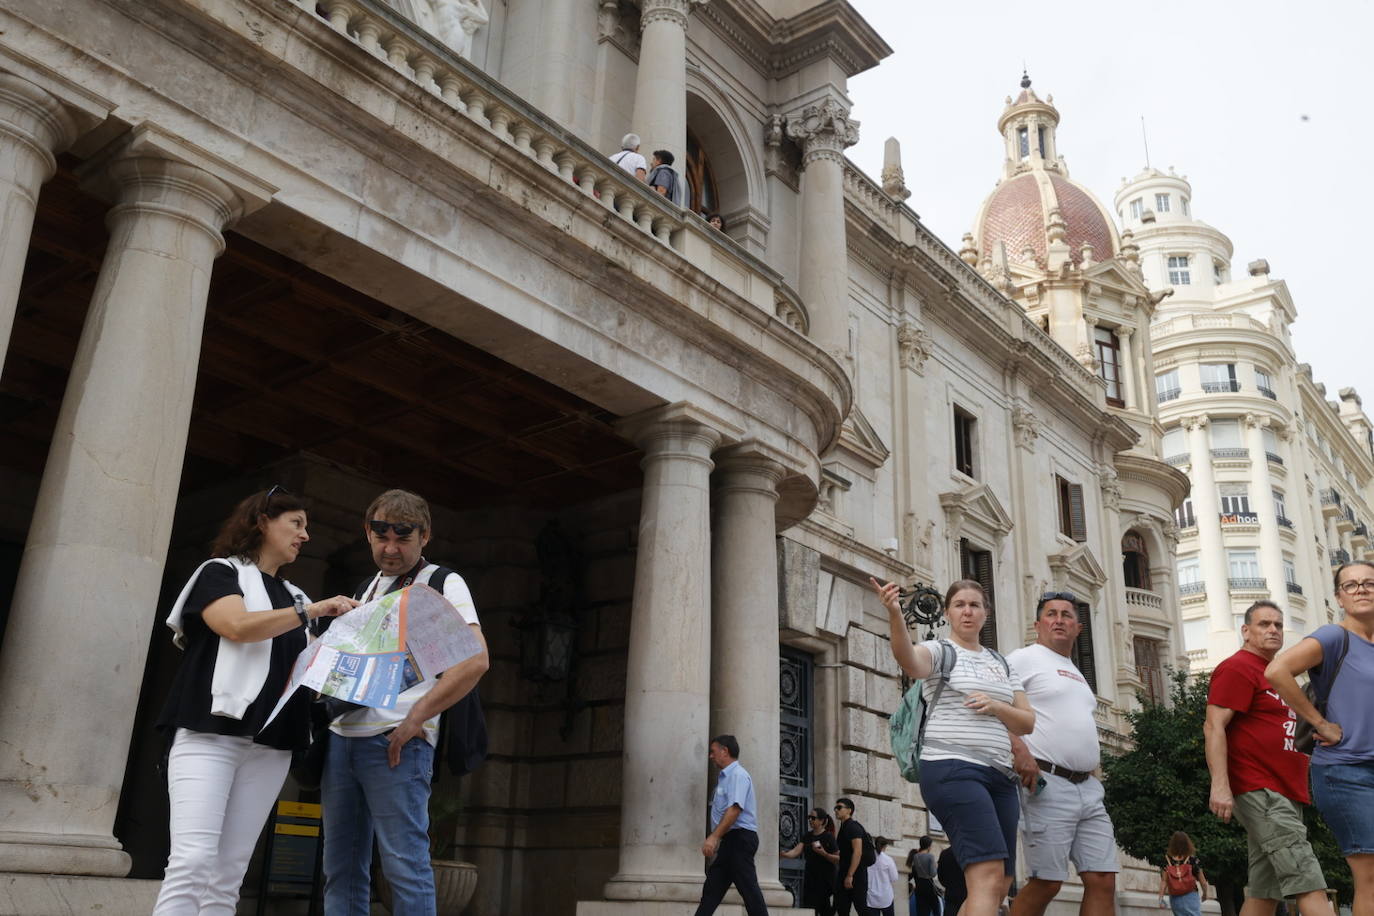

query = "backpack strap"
[1312,627,1352,712]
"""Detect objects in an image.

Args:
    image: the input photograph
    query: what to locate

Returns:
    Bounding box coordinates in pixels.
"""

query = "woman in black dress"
[783,807,841,915]
[152,487,357,915]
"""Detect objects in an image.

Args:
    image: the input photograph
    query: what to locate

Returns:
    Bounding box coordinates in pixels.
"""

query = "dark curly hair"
[209,487,308,561]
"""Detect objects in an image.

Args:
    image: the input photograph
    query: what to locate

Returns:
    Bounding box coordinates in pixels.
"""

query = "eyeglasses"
[368,519,419,538]
[1337,579,1374,595]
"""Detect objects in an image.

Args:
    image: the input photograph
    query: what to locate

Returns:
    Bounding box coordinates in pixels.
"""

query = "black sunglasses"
[262,484,292,510]
[368,519,419,538]
[1038,590,1078,606]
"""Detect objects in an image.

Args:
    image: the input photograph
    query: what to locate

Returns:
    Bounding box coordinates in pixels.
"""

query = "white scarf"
[165,556,308,720]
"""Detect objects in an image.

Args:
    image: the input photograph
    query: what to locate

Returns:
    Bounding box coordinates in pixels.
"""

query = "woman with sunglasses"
[871,578,1035,916]
[1266,561,1374,916]
[782,808,840,915]
[153,487,358,915]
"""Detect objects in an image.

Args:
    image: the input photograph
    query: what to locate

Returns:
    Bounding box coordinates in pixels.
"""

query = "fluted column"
[786,98,859,365]
[1183,416,1231,642]
[604,403,727,902]
[710,444,792,907]
[0,137,246,876]
[0,74,79,375]
[1115,326,1137,409]
[629,0,705,164]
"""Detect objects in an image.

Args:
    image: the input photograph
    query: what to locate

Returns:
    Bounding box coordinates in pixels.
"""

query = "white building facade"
[1116,167,1374,671]
[0,4,1184,915]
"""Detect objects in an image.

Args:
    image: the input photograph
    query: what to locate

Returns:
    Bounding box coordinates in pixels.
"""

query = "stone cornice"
[694,0,891,79]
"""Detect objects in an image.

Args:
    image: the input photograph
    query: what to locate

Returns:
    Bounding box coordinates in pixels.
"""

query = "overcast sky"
[846,0,1372,406]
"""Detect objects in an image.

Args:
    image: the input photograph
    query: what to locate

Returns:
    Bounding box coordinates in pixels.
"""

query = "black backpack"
[857,824,877,868]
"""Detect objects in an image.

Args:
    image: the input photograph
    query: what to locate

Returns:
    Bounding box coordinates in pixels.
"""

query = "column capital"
[1242,412,1268,430]
[713,440,798,498]
[1181,413,1209,431]
[0,74,80,184]
[785,97,859,167]
[640,0,707,31]
[1114,324,1134,340]
[615,400,741,454]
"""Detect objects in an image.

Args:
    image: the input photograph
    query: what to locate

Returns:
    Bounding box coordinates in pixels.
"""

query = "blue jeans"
[1168,891,1201,916]
[323,732,436,916]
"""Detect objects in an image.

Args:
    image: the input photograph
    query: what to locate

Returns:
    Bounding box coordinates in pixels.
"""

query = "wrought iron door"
[779,648,813,906]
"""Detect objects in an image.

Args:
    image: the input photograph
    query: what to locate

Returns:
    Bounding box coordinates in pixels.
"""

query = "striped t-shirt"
[918,639,1023,768]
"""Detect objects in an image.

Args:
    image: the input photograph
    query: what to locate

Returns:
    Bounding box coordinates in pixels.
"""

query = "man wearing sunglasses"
[1006,592,1118,916]
[322,489,489,916]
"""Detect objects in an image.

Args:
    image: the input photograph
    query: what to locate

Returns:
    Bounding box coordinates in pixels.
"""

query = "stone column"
[0,74,79,376]
[1183,416,1231,642]
[786,98,859,365]
[0,133,252,876]
[629,0,704,165]
[710,444,792,907]
[1115,326,1136,409]
[1245,415,1288,604]
[604,403,729,903]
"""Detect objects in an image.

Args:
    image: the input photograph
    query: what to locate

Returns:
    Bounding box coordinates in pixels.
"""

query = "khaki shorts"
[1231,789,1328,900]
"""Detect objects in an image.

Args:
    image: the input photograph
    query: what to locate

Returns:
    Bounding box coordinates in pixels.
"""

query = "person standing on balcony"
[1267,562,1374,916]
[1006,592,1119,916]
[609,133,647,181]
[1206,600,1335,916]
[647,149,684,206]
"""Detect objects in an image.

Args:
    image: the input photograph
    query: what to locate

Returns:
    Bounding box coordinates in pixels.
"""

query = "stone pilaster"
[630,0,706,166]
[1182,415,1232,642]
[0,127,266,876]
[0,73,79,376]
[602,403,731,903]
[1244,414,1288,608]
[709,444,792,907]
[786,97,859,366]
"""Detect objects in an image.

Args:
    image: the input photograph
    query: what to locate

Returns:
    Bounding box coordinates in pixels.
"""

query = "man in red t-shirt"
[1204,601,1334,916]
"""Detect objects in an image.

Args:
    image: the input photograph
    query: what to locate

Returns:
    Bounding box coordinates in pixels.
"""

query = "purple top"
[1309,623,1374,766]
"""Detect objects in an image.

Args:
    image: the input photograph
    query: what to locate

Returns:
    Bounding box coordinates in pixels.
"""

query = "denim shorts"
[1310,759,1374,856]
[920,757,1019,875]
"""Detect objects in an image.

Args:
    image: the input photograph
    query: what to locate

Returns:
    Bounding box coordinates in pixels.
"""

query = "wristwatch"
[293,593,309,629]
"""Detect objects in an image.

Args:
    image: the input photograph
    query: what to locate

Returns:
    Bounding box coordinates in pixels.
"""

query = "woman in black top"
[782,807,840,915]
[152,488,356,915]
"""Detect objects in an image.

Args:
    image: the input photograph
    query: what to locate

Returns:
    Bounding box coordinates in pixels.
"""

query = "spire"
[999,73,1063,177]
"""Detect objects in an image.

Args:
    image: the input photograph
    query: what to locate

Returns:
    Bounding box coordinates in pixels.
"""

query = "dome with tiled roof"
[970,75,1120,270]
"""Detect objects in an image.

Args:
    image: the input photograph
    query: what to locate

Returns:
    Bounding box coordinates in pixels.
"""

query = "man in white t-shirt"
[1007,592,1118,916]
[866,836,900,915]
[609,133,647,180]
[322,489,489,916]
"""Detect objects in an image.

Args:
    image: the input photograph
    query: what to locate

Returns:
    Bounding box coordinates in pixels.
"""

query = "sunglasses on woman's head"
[368,519,418,538]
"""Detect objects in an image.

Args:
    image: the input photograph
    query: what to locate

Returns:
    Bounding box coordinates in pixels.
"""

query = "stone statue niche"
[389,0,489,60]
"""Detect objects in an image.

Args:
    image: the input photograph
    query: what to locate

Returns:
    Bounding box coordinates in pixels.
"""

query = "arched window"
[1122,531,1151,590]
[685,128,719,216]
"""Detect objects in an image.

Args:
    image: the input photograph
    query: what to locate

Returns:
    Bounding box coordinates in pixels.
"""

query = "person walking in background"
[608,133,646,180]
[782,807,839,916]
[908,836,940,916]
[693,735,770,916]
[153,487,358,915]
[867,837,900,916]
[1206,600,1336,916]
[833,798,874,916]
[872,578,1035,916]
[1158,832,1209,916]
[938,844,967,916]
[1007,592,1119,916]
[1267,561,1374,916]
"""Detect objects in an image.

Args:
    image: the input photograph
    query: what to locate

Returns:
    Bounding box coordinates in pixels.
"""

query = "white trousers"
[152,728,291,916]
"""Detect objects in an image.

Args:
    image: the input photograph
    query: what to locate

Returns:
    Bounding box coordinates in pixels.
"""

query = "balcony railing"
[1355,523,1369,538]
[1277,516,1294,529]
[1286,581,1304,595]
[1258,386,1278,400]
[1229,577,1267,590]
[1322,489,1343,506]
[1202,380,1241,393]
[1220,511,1258,525]
[1178,582,1206,596]
[1331,549,1351,566]
[1211,447,1249,459]
[1156,387,1182,403]
[1165,454,1190,467]
[1125,587,1164,610]
[1266,451,1284,465]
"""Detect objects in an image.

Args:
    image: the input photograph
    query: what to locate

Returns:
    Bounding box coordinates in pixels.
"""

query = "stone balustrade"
[1151,312,1268,338]
[1124,587,1164,610]
[296,0,802,331]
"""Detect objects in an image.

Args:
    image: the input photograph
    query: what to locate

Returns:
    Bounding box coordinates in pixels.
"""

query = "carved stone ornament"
[785,97,859,166]
[881,162,910,201]
[1162,518,1181,549]
[1012,403,1042,451]
[1100,469,1122,512]
[1181,413,1209,432]
[897,322,933,374]
[639,0,707,31]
